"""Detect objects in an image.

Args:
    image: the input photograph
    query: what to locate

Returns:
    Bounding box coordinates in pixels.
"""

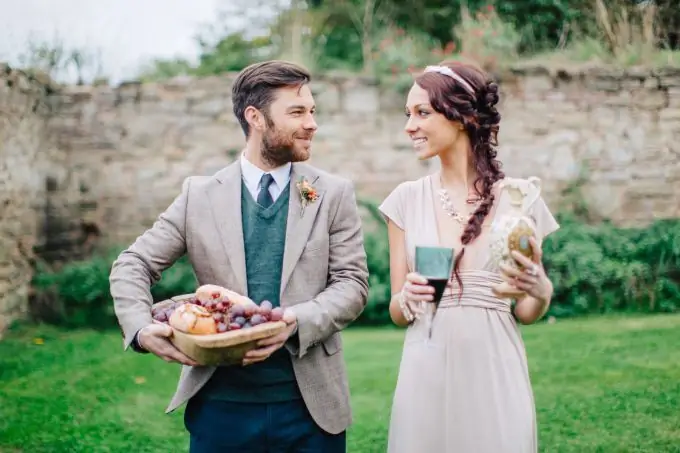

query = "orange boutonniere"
[296,176,319,217]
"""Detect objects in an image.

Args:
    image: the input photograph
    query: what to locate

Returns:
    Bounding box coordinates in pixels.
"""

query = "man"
[109,60,369,452]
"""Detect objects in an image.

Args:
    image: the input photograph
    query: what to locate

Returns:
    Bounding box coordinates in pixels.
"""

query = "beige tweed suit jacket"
[109,160,369,435]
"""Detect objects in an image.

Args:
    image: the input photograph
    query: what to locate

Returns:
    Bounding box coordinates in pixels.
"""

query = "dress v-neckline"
[426,174,505,263]
[427,174,445,249]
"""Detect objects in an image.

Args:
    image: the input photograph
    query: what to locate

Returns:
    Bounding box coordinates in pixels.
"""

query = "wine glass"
[415,245,454,338]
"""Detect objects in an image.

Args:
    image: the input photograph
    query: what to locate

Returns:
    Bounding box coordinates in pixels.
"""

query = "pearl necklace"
[438,188,483,225]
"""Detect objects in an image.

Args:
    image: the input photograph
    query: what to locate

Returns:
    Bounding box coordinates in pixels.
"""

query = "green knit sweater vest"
[198,180,300,402]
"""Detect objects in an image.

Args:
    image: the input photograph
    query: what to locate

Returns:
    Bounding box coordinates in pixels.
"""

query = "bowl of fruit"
[151,284,288,366]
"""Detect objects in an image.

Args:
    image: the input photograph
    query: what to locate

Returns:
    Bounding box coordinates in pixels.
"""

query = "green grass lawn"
[1,314,680,452]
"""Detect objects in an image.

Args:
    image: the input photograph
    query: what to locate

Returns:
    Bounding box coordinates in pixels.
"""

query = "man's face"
[260,84,317,167]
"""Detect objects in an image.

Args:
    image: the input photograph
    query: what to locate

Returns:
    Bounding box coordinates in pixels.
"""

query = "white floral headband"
[424,65,475,95]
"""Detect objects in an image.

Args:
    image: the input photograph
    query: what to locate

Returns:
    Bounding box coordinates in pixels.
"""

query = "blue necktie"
[257,173,274,208]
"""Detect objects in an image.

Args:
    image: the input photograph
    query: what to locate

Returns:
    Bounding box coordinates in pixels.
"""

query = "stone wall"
[48,64,680,247]
[0,65,60,332]
[498,65,680,224]
[1,62,680,330]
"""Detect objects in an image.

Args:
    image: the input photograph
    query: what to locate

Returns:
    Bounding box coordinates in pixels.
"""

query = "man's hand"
[242,309,297,366]
[138,322,199,366]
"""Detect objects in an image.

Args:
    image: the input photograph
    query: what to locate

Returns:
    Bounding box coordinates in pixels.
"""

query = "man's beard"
[260,114,311,168]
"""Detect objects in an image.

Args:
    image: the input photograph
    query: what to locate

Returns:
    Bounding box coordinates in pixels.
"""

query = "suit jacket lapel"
[206,161,248,296]
[280,163,325,296]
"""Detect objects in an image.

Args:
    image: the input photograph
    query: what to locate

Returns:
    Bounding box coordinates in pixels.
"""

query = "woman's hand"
[400,272,436,319]
[499,237,553,303]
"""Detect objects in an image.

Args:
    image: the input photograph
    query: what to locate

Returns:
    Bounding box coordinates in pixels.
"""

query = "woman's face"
[404,83,465,160]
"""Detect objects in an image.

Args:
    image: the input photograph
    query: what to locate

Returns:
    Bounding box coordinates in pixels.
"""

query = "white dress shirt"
[240,153,292,203]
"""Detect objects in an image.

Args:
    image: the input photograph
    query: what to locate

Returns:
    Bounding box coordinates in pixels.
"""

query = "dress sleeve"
[378,183,406,230]
[531,196,560,240]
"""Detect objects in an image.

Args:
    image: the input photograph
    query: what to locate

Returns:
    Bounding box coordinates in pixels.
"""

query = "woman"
[378,60,560,453]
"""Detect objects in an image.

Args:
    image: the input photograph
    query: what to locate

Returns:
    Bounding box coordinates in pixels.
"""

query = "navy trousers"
[184,397,346,453]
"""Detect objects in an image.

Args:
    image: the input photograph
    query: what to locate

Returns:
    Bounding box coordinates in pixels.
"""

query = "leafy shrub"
[543,214,680,318]
[371,5,524,92]
[356,198,392,325]
[30,251,198,329]
[372,25,442,93]
[31,254,116,329]
[451,5,523,72]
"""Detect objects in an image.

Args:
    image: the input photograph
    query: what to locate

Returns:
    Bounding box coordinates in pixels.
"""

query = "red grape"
[250,314,265,326]
[230,305,245,318]
[153,311,167,322]
[212,313,224,322]
[259,307,272,318]
[270,307,283,322]
[215,302,226,312]
[228,322,241,330]
[233,316,246,327]
[216,322,228,333]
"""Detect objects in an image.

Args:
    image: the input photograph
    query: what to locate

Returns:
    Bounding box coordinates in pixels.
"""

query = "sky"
[0,0,224,84]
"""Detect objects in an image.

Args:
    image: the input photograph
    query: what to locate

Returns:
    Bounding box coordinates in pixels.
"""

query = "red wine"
[427,278,449,305]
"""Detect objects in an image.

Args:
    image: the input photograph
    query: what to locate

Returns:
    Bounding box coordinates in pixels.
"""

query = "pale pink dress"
[379,174,559,453]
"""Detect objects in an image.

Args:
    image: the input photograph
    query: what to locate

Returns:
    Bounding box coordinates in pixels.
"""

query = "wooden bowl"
[153,294,287,366]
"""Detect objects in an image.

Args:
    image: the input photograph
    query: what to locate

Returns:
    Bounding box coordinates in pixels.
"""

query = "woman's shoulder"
[378,175,434,228]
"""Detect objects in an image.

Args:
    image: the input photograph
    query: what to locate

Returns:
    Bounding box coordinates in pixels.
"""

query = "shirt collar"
[240,152,292,192]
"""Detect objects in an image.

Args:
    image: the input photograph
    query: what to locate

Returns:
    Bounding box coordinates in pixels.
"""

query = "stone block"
[643,77,660,89]
[62,85,94,103]
[581,182,626,219]
[603,91,632,106]
[586,76,621,92]
[590,106,620,127]
[658,75,680,88]
[342,81,379,113]
[189,97,229,117]
[522,75,555,93]
[632,89,668,110]
[624,66,652,80]
[666,162,680,181]
[581,136,606,159]
[115,82,142,105]
[546,145,580,181]
[668,88,680,108]
[630,165,670,181]
[143,99,190,115]
[309,80,341,113]
[621,79,643,90]
[91,85,116,100]
[659,109,680,131]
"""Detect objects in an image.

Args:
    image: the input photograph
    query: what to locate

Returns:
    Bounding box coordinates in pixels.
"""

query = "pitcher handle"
[525,176,542,210]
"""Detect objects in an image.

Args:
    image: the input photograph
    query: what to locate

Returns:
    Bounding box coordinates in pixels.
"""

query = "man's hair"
[231,60,312,137]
